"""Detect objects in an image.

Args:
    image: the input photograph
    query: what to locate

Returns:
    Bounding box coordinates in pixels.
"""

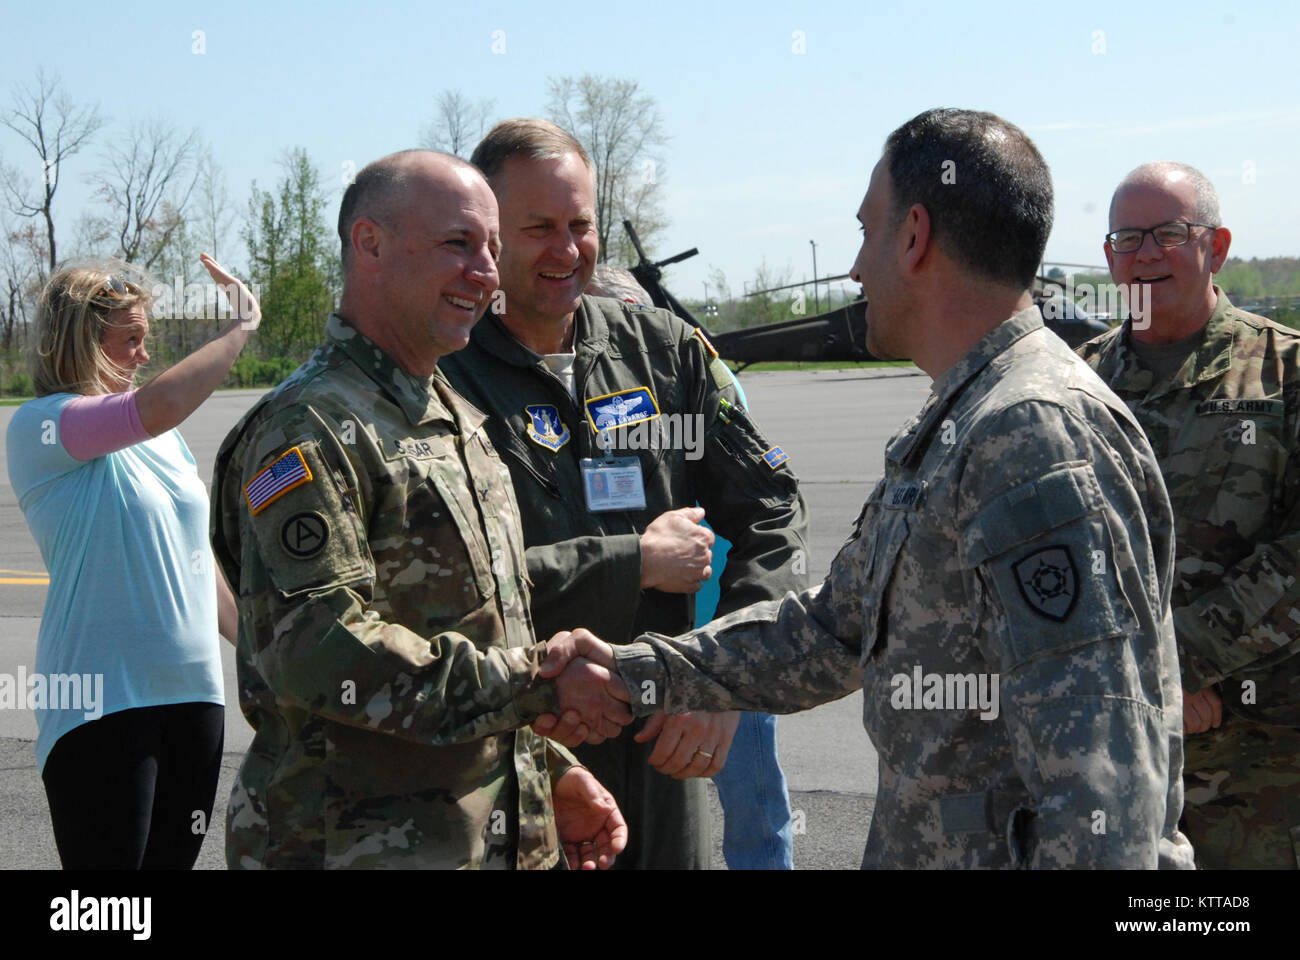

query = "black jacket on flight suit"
[440,295,809,868]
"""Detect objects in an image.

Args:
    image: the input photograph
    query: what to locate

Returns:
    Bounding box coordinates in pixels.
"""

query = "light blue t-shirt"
[6,393,224,773]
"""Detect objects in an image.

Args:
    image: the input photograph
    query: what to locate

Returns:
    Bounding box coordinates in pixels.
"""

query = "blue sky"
[2,0,1297,300]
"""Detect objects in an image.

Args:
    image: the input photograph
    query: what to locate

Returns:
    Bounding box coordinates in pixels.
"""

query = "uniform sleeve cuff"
[546,740,582,787]
[612,641,667,717]
[511,643,563,719]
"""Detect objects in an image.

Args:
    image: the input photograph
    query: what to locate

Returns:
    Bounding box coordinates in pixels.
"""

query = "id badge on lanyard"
[581,430,646,512]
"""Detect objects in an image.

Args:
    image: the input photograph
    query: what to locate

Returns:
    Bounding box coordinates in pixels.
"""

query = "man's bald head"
[338,150,483,266]
[1109,162,1221,230]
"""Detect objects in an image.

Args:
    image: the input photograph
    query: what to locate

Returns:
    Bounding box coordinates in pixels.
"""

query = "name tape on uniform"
[245,446,313,515]
[1195,399,1283,416]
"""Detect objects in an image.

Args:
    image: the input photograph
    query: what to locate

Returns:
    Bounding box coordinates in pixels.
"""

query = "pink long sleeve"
[59,390,153,461]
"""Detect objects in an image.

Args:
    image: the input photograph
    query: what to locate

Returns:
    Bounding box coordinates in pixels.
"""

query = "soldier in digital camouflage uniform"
[545,109,1195,869]
[211,151,627,869]
[1079,161,1300,868]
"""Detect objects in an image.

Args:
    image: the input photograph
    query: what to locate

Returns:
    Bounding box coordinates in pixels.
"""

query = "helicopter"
[622,220,1111,370]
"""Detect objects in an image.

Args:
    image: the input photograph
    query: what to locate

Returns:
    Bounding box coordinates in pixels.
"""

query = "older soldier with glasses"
[1080,161,1300,869]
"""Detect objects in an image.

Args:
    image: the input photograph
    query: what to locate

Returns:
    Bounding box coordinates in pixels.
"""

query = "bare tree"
[419,90,496,158]
[546,74,669,264]
[195,144,235,262]
[0,68,104,273]
[89,117,201,269]
[0,212,39,351]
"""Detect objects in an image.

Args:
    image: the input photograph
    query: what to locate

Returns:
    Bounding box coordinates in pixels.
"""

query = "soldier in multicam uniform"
[211,150,628,869]
[1080,162,1300,869]
[542,109,1195,868]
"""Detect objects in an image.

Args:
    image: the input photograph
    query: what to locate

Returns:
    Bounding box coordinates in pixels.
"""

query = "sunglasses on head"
[99,274,131,298]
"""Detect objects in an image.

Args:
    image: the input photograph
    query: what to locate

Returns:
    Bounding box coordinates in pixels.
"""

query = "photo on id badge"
[581,454,647,513]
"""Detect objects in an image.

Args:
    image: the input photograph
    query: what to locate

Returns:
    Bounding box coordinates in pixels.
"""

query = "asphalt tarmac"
[0,366,933,869]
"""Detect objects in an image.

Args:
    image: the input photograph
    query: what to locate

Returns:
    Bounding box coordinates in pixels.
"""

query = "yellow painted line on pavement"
[0,568,48,585]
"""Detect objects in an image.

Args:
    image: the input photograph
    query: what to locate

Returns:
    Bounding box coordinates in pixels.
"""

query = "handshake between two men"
[533,628,741,782]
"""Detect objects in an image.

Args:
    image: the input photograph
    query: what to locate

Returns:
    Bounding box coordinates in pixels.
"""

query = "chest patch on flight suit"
[584,386,660,432]
[524,404,571,451]
[1011,545,1078,621]
[1195,399,1283,417]
[245,446,313,515]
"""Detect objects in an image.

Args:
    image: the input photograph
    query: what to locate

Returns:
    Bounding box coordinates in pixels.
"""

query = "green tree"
[243,148,339,364]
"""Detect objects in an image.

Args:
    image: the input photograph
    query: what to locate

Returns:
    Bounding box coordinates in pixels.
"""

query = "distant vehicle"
[1032,289,1112,349]
[624,221,1112,368]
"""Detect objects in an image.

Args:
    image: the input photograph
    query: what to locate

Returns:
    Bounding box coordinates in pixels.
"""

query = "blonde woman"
[6,254,258,869]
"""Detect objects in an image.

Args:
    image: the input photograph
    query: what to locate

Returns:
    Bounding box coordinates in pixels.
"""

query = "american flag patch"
[244,446,313,515]
[762,446,789,469]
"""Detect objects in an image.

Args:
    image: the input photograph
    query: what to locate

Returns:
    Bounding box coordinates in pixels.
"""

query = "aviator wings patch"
[584,387,660,433]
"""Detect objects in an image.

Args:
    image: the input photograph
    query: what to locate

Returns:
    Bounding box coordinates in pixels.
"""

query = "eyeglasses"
[1105,221,1217,254]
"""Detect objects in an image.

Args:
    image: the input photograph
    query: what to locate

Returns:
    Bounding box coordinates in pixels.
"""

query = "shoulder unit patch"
[1012,545,1078,621]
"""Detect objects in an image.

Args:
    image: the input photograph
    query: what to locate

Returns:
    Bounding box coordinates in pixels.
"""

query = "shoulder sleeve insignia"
[245,446,313,515]
[762,446,789,470]
[1011,545,1078,621]
[693,326,720,358]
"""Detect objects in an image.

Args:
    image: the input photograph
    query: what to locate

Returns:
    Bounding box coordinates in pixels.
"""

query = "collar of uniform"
[886,305,1042,466]
[470,312,540,367]
[1104,286,1235,398]
[469,296,610,369]
[572,295,612,366]
[326,312,462,428]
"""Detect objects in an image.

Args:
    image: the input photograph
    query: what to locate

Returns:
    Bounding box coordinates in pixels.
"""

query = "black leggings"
[41,702,224,870]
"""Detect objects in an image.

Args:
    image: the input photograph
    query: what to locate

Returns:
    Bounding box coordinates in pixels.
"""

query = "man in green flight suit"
[211,150,628,869]
[439,119,810,869]
[1080,162,1300,868]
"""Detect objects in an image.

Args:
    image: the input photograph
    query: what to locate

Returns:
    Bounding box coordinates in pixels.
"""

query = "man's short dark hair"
[337,149,475,265]
[883,109,1053,289]
[470,118,591,185]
